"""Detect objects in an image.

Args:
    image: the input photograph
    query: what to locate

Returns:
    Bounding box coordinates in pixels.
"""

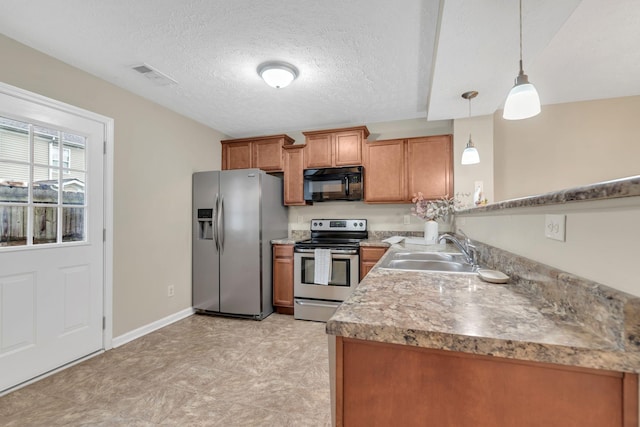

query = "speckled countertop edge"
[326,244,640,373]
[458,175,640,214]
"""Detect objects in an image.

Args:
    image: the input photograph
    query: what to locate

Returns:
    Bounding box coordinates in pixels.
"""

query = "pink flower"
[410,194,459,222]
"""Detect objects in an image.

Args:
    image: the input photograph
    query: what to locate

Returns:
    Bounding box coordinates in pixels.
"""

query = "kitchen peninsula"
[327,176,640,427]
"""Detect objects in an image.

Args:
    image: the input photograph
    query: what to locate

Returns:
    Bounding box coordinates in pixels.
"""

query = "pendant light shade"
[461,137,480,165]
[461,91,480,165]
[503,0,540,120]
[257,61,298,89]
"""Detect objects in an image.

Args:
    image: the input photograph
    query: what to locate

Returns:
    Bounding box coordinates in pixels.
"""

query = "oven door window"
[300,256,350,286]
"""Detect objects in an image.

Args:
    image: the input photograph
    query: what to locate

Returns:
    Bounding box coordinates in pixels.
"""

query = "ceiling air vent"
[132,63,177,87]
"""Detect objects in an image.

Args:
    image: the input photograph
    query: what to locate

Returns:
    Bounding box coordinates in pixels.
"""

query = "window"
[49,142,71,168]
[0,116,87,247]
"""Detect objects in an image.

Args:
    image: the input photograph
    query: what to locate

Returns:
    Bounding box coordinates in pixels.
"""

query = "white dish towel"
[314,248,332,285]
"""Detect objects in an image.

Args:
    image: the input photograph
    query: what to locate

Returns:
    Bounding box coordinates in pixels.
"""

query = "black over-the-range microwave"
[303,166,363,202]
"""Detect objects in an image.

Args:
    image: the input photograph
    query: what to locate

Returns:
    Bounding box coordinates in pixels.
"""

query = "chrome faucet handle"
[467,243,478,267]
[458,229,471,245]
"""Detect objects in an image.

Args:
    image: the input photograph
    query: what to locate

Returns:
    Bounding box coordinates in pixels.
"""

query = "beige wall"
[288,118,454,233]
[493,96,640,201]
[459,96,640,298]
[0,34,225,336]
[456,196,640,297]
[453,115,494,207]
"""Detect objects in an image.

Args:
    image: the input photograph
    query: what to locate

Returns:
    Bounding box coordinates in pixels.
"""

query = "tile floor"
[0,313,332,426]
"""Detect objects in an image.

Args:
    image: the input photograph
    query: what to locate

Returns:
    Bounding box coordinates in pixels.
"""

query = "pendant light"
[503,0,541,120]
[257,61,299,89]
[461,91,480,165]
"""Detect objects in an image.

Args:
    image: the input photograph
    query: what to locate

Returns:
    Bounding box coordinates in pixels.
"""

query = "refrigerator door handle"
[219,195,225,252]
[214,193,220,251]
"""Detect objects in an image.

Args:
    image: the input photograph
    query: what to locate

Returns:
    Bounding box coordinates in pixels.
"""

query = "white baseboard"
[112,307,195,348]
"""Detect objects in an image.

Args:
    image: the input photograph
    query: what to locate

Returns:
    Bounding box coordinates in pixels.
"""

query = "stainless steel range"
[294,219,367,322]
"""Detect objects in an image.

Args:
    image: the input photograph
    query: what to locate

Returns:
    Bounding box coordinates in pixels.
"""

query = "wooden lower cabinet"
[336,337,638,427]
[359,246,388,281]
[272,244,294,314]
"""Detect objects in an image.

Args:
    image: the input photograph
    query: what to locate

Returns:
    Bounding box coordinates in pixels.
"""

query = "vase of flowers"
[411,193,460,243]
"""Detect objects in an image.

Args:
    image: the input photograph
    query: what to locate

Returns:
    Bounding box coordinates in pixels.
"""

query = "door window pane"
[33,206,57,244]
[63,132,86,172]
[62,207,84,242]
[0,162,29,202]
[62,171,85,205]
[0,205,27,247]
[0,117,30,163]
[1,118,88,248]
[33,166,58,204]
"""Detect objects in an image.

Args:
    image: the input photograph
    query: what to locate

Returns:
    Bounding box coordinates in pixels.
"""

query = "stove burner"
[296,218,368,250]
[295,238,361,250]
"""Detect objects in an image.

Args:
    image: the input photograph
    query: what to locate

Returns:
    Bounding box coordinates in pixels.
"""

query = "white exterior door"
[0,86,106,392]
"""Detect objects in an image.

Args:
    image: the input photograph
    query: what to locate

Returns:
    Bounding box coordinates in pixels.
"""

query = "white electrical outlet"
[545,214,566,242]
[168,285,175,297]
[403,215,411,225]
[297,215,304,223]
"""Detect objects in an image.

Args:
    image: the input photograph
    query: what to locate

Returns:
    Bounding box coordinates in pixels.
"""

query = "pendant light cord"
[467,95,472,145]
[519,0,524,74]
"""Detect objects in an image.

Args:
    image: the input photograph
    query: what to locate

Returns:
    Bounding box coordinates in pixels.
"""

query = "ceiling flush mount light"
[503,0,541,120]
[461,91,480,165]
[257,61,298,89]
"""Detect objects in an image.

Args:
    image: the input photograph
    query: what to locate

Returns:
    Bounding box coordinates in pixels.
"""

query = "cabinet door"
[334,130,362,166]
[339,338,636,427]
[364,139,406,203]
[253,138,284,172]
[407,135,452,200]
[283,145,306,206]
[359,246,388,280]
[304,134,333,168]
[273,245,294,310]
[223,142,252,170]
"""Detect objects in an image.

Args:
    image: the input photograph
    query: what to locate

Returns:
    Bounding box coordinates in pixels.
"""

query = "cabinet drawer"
[274,244,294,258]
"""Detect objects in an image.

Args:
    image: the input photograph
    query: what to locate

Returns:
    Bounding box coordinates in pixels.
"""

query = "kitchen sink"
[379,252,478,274]
[391,252,469,263]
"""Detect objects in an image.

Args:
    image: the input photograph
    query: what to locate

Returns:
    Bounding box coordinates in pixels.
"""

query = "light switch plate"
[403,215,411,225]
[545,214,566,242]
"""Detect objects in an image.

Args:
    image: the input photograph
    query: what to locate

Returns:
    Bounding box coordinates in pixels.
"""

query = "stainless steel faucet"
[438,231,478,266]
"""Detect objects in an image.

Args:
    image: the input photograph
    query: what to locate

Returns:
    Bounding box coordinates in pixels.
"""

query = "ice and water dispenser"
[197,208,214,240]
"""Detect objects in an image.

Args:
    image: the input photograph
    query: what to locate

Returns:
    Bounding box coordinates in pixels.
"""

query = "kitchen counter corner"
[327,244,640,374]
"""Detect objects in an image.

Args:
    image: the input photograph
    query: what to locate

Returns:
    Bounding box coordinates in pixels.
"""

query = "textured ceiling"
[0,0,638,137]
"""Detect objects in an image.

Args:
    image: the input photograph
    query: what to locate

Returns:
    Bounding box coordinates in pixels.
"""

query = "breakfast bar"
[327,240,640,426]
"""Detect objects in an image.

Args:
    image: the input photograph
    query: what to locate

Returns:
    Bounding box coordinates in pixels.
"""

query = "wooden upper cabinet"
[364,134,453,204]
[283,144,306,206]
[223,141,252,170]
[302,126,369,169]
[221,134,294,172]
[303,133,333,168]
[334,130,363,166]
[407,135,453,200]
[363,139,405,203]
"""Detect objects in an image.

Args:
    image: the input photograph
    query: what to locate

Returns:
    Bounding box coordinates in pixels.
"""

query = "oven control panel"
[309,219,367,232]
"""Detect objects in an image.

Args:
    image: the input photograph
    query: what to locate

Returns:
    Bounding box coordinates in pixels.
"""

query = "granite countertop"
[327,243,640,373]
[458,174,640,214]
[271,238,298,245]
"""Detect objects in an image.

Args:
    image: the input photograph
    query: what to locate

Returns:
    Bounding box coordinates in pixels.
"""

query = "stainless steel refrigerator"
[192,169,288,319]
